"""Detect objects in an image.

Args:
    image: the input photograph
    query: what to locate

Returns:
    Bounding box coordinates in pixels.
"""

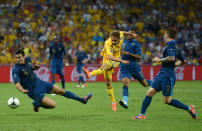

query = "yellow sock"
[91,67,104,76]
[107,87,115,103]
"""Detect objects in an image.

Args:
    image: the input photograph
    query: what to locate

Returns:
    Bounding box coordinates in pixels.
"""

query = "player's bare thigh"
[163,96,172,104]
[122,77,130,87]
[51,84,65,95]
[146,87,157,97]
[41,96,56,108]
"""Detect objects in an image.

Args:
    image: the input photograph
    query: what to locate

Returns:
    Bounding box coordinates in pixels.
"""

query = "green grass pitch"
[0,81,202,131]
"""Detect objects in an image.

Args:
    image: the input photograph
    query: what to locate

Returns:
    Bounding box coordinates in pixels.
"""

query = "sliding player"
[12,49,92,112]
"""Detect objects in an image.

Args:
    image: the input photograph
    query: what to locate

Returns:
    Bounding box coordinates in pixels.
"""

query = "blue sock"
[146,80,152,86]
[52,80,56,84]
[80,76,85,84]
[63,91,84,103]
[169,99,189,111]
[61,78,65,89]
[141,96,152,115]
[123,86,128,104]
[79,76,85,84]
[78,76,82,84]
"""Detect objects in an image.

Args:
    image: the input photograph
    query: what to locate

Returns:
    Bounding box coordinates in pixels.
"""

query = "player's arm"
[107,55,129,64]
[175,50,186,66]
[152,56,175,63]
[175,59,186,66]
[82,53,89,63]
[152,46,175,63]
[121,51,141,60]
[12,68,28,94]
[121,42,142,61]
[15,83,29,94]
[120,31,138,39]
[105,40,129,64]
[82,58,89,63]
[27,57,40,70]
[32,61,40,70]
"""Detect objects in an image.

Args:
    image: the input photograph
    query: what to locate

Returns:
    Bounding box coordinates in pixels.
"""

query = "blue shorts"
[77,64,84,74]
[50,63,64,75]
[151,72,176,96]
[120,67,145,81]
[27,79,53,107]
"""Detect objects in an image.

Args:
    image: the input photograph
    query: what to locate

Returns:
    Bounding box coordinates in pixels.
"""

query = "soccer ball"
[8,97,20,109]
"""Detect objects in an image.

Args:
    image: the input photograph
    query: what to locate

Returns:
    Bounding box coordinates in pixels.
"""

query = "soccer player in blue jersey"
[12,49,92,112]
[49,35,66,89]
[74,45,89,88]
[119,28,152,109]
[132,28,196,119]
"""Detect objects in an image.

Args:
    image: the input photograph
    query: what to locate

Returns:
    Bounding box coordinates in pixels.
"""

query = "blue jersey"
[12,57,38,89]
[75,51,88,65]
[120,39,141,69]
[161,40,185,70]
[49,43,66,64]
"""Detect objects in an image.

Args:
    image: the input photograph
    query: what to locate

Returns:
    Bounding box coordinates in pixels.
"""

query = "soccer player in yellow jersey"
[83,30,137,111]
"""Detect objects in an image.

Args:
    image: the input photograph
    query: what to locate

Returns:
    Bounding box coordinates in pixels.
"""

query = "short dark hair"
[110,30,120,39]
[129,25,137,33]
[166,28,177,39]
[15,49,25,56]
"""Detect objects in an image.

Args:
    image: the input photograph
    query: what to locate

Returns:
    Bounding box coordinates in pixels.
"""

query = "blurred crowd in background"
[0,0,201,65]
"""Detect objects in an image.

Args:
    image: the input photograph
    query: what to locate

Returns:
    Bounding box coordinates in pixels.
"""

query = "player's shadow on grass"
[14,113,101,121]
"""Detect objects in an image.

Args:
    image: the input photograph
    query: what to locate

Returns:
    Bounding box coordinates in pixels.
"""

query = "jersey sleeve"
[167,45,176,56]
[134,42,142,55]
[177,50,186,61]
[105,39,113,56]
[12,67,20,84]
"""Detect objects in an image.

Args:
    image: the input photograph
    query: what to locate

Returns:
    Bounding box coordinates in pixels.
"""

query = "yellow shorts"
[103,60,120,80]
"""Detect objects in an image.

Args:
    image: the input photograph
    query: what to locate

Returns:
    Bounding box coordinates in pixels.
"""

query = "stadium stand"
[0,0,201,65]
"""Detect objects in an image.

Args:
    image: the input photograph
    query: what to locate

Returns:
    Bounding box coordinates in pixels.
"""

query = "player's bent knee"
[122,78,130,86]
[164,100,170,104]
[163,97,171,104]
[146,88,156,97]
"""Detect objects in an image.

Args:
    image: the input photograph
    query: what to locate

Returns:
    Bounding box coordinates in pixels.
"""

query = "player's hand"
[152,57,161,63]
[121,51,129,55]
[82,60,86,64]
[22,89,29,94]
[133,33,139,39]
[121,60,129,64]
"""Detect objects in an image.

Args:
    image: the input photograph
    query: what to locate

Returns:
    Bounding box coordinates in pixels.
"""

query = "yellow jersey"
[101,31,124,62]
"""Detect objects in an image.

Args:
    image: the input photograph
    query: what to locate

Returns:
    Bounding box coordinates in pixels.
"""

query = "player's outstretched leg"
[82,67,91,79]
[166,97,197,119]
[83,65,106,79]
[51,85,92,104]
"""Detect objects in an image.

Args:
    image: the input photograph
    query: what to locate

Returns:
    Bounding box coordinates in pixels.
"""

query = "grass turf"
[0,81,201,131]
